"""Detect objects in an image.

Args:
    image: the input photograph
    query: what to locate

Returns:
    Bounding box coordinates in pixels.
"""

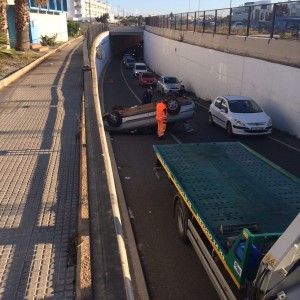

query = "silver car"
[156,76,181,94]
[208,95,272,136]
[103,94,195,131]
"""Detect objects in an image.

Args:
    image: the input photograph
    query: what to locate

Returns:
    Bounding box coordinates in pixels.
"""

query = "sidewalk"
[0,38,83,299]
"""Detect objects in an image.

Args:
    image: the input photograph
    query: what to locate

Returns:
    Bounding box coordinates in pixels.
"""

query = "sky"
[108,0,254,17]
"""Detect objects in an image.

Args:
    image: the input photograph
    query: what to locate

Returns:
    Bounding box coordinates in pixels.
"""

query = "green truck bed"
[153,142,300,288]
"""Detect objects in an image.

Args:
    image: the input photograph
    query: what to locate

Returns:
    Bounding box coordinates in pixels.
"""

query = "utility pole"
[89,0,91,22]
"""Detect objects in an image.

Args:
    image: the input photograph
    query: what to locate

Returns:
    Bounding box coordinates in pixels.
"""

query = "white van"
[133,63,147,77]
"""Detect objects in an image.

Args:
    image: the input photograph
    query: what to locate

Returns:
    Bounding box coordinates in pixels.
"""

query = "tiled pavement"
[0,38,83,299]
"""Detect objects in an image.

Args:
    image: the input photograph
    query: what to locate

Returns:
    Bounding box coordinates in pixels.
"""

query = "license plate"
[251,127,264,130]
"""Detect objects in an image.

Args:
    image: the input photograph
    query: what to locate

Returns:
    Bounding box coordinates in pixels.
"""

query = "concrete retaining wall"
[144,29,300,137]
[94,32,112,81]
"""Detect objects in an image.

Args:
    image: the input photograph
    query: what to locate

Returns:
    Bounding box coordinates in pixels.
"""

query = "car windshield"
[127,59,135,63]
[228,99,263,113]
[164,77,178,84]
[142,73,154,78]
[136,65,146,70]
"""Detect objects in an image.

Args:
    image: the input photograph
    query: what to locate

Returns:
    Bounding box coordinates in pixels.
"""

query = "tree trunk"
[0,0,9,49]
[14,0,30,51]
[0,0,8,33]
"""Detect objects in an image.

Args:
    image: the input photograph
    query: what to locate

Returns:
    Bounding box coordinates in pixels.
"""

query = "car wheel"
[208,113,214,125]
[174,194,191,244]
[226,122,233,136]
[165,94,181,115]
[107,111,122,127]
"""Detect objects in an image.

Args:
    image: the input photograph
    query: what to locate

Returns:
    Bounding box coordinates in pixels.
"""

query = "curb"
[0,36,83,90]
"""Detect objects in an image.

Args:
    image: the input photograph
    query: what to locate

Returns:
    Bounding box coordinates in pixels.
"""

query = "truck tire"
[107,111,122,127]
[165,95,181,115]
[174,194,191,244]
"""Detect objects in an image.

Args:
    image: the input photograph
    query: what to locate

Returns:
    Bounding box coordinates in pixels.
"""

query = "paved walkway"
[0,38,83,299]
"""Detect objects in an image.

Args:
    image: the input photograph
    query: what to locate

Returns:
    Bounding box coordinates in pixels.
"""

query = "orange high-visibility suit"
[156,101,168,138]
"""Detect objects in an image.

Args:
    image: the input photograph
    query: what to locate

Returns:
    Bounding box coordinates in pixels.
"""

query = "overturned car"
[102,94,195,132]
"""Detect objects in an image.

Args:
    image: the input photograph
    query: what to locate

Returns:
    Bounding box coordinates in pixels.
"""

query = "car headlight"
[268,118,272,126]
[234,119,246,127]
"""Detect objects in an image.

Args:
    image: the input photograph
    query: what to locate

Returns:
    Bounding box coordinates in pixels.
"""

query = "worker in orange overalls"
[156,100,168,139]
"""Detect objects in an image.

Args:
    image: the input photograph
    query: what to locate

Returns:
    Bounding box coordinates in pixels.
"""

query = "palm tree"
[0,0,8,36]
[0,0,10,53]
[14,0,48,51]
[14,0,30,51]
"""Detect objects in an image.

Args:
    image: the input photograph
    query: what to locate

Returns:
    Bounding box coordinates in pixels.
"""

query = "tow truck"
[153,142,300,299]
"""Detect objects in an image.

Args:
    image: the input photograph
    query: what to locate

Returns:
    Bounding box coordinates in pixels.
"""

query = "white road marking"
[267,136,300,153]
[120,61,142,103]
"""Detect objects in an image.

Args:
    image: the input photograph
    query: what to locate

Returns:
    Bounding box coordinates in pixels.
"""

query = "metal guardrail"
[146,1,300,40]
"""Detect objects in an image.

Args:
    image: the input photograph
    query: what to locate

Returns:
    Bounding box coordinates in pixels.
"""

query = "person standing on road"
[142,87,153,104]
[178,84,186,97]
[156,99,168,139]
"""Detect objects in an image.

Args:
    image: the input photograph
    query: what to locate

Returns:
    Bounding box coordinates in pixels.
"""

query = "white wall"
[94,32,112,80]
[30,12,68,42]
[144,31,300,137]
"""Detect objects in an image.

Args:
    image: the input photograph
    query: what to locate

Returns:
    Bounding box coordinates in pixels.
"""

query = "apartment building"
[67,0,109,21]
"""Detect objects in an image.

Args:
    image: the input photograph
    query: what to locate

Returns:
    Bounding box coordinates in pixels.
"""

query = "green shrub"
[67,20,80,37]
[40,34,57,46]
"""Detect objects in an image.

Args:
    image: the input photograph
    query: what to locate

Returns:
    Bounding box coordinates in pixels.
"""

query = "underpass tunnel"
[109,34,144,60]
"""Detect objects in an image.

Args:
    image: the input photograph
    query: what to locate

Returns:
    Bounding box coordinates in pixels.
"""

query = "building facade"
[67,0,109,21]
[7,0,68,48]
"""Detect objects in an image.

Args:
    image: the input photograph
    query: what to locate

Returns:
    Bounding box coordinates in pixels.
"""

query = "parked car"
[157,76,181,94]
[231,22,244,29]
[124,57,136,68]
[138,72,157,87]
[208,95,272,136]
[133,63,147,77]
[103,94,195,131]
[122,54,132,64]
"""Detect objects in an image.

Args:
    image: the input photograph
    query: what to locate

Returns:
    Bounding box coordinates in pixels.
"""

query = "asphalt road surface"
[101,56,300,300]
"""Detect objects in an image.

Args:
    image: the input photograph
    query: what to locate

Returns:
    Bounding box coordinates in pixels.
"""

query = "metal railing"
[146,1,300,40]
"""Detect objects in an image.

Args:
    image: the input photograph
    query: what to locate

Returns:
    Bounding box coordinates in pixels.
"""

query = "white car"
[231,22,244,29]
[133,63,147,77]
[208,96,272,136]
[157,76,181,94]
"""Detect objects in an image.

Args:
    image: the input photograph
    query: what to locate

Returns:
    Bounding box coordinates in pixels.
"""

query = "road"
[101,56,300,300]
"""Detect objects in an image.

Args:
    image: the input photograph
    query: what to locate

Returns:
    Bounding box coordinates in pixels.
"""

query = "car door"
[217,99,229,129]
[210,98,222,126]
